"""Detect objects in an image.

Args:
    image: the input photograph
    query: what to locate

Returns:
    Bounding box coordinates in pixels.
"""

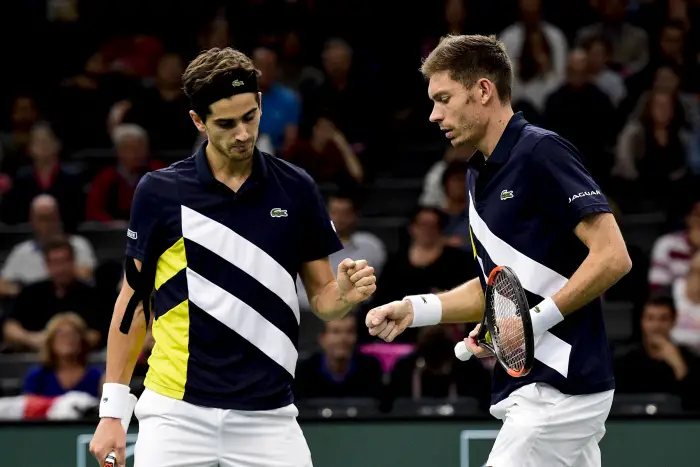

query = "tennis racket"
[104,394,138,467]
[454,265,535,377]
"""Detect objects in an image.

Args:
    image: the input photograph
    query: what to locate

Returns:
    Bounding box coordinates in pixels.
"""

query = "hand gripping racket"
[103,393,138,467]
[454,265,535,377]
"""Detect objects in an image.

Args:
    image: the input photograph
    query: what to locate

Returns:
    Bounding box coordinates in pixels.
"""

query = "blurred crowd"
[1,0,700,419]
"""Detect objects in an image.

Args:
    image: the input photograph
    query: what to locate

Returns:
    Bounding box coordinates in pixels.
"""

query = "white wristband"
[99,383,131,419]
[530,297,564,341]
[404,294,442,328]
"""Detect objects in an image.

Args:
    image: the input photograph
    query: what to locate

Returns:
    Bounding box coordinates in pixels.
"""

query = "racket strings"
[491,275,527,370]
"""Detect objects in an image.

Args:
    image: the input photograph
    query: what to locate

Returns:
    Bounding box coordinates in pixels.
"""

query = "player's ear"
[477,78,493,105]
[257,92,263,115]
[189,110,206,133]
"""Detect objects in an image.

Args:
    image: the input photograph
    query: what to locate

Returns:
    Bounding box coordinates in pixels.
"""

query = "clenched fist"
[365,299,414,342]
[337,258,377,305]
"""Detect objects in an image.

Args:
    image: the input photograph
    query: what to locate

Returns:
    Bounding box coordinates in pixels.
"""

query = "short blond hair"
[40,312,90,368]
[420,34,513,102]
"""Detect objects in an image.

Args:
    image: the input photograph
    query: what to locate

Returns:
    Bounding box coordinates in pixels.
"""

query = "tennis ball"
[485,331,492,344]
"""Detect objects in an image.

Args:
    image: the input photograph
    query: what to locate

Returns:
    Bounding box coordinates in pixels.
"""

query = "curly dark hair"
[182,47,261,100]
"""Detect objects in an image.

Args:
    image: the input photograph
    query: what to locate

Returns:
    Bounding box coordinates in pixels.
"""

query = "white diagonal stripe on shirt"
[469,192,571,377]
[187,267,298,376]
[181,205,300,324]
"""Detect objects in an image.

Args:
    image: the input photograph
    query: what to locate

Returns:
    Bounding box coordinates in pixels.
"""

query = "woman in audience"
[672,251,700,354]
[284,113,364,186]
[22,313,103,398]
[613,89,692,200]
[510,27,563,119]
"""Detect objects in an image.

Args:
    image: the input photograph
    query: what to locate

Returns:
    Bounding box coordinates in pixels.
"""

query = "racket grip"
[104,393,138,467]
[454,341,473,361]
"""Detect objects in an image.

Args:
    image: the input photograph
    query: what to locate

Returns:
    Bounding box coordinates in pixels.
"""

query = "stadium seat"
[296,397,381,419]
[610,393,684,416]
[391,397,485,418]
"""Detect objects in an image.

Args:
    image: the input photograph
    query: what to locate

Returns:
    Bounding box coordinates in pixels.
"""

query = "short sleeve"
[0,246,22,281]
[533,136,611,230]
[298,177,343,262]
[125,173,161,261]
[72,236,97,270]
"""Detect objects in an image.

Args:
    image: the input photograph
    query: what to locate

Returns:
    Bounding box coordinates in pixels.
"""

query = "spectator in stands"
[625,21,700,111]
[56,51,133,151]
[253,46,300,154]
[2,238,102,352]
[302,38,372,156]
[501,0,567,117]
[85,124,164,224]
[388,325,490,404]
[649,199,700,289]
[0,95,39,177]
[500,0,568,81]
[296,192,386,311]
[419,144,474,208]
[277,30,324,94]
[671,251,700,353]
[582,35,627,107]
[440,160,470,250]
[613,90,691,188]
[22,312,103,398]
[370,207,477,342]
[576,0,649,76]
[0,122,84,231]
[543,49,617,185]
[295,314,383,400]
[0,195,96,298]
[509,26,563,119]
[113,52,198,151]
[614,296,700,410]
[284,113,364,186]
[628,66,700,140]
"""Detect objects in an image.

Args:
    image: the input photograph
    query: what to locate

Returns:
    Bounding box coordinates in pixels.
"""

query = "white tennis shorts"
[486,383,614,467]
[133,388,313,467]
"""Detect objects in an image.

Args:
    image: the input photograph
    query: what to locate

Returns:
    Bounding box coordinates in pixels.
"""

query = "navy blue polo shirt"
[466,113,615,404]
[125,142,343,410]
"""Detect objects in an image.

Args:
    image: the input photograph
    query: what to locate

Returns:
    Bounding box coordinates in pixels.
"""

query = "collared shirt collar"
[468,112,529,169]
[195,140,268,189]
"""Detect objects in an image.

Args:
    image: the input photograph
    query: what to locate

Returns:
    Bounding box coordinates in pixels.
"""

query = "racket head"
[484,265,535,377]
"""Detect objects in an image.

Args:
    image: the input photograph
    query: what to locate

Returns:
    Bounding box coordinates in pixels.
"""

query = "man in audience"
[543,49,617,185]
[86,124,164,224]
[369,207,477,343]
[649,199,700,289]
[295,314,383,400]
[0,194,96,298]
[253,46,300,154]
[296,192,386,312]
[575,0,649,76]
[614,296,700,410]
[0,122,84,231]
[2,238,102,352]
[419,144,474,209]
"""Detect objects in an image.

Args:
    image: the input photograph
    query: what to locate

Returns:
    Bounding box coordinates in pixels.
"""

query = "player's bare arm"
[366,276,484,342]
[89,258,148,466]
[552,212,632,315]
[300,257,377,321]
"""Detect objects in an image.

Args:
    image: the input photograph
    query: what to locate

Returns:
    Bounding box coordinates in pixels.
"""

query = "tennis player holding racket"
[366,35,632,467]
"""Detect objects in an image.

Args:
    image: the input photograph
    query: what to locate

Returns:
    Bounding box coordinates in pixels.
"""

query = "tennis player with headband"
[366,35,632,467]
[89,47,377,467]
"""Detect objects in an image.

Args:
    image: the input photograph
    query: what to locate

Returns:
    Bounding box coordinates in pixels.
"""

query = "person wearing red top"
[86,124,164,224]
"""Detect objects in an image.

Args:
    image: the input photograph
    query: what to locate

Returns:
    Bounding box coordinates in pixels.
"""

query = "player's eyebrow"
[214,107,258,124]
[430,91,449,102]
